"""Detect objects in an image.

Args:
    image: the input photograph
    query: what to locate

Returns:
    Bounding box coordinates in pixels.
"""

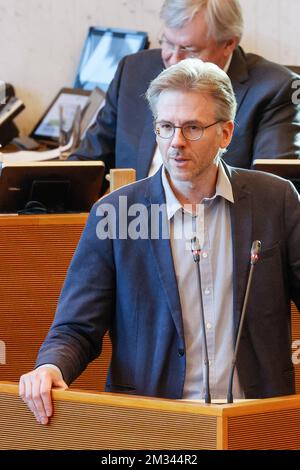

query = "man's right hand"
[19,366,68,425]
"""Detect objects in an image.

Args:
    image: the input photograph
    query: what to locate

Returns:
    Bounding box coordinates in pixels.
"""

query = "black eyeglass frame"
[154,120,224,141]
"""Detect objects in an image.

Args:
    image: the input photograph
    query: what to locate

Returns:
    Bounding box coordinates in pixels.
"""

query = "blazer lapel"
[136,111,157,179]
[229,169,253,331]
[232,81,249,113]
[228,47,250,112]
[136,52,165,179]
[145,172,185,341]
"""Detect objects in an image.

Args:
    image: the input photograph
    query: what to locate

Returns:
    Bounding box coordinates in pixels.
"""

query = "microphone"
[191,236,211,404]
[227,240,262,403]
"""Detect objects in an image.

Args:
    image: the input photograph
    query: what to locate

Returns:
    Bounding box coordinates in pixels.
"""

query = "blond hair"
[146,58,237,121]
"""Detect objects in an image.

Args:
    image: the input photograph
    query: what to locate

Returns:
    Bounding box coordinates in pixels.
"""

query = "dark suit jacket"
[70,47,300,178]
[36,164,300,399]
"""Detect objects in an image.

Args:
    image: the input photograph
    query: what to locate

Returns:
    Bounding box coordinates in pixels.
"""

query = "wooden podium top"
[1,382,299,418]
[1,382,300,450]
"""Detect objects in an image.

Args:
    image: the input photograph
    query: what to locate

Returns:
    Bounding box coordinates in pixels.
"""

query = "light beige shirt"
[161,162,243,399]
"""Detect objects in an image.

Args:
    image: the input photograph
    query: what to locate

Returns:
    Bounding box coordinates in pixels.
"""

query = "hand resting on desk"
[19,366,68,425]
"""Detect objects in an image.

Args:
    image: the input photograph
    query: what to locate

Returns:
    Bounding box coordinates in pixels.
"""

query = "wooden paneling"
[227,408,300,449]
[0,383,218,450]
[0,215,111,391]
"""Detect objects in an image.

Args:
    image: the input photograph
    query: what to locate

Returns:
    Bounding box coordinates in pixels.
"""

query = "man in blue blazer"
[20,58,300,425]
[70,0,300,180]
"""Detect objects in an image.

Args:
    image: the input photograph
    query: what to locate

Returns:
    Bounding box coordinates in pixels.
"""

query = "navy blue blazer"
[70,47,300,177]
[36,164,300,399]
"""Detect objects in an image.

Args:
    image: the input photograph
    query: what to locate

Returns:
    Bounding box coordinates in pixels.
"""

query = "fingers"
[33,373,52,424]
[19,367,67,425]
[20,375,43,423]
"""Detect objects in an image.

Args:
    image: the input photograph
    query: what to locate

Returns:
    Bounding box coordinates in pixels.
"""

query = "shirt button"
[178,348,185,357]
[204,288,210,295]
[202,252,208,258]
[206,322,212,330]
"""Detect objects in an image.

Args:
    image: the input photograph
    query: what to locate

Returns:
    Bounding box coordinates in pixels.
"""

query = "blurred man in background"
[69,0,300,182]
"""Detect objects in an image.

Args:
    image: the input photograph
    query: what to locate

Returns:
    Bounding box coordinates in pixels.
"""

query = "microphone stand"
[227,240,261,403]
[191,237,211,404]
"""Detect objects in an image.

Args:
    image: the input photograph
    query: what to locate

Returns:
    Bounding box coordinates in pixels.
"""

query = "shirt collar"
[215,161,234,203]
[161,168,182,220]
[161,162,234,221]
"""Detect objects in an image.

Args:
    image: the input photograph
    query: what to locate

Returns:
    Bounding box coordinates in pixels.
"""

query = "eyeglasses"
[155,121,223,141]
[158,37,201,59]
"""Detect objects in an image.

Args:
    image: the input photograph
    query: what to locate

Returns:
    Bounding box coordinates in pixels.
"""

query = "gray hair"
[146,58,237,121]
[160,0,243,43]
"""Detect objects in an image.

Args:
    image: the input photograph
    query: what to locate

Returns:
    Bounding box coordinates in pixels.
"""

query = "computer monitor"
[30,87,93,147]
[0,161,105,213]
[30,87,105,148]
[253,159,300,193]
[74,27,149,92]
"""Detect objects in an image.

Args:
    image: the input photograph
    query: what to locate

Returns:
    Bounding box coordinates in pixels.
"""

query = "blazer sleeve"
[252,72,300,160]
[35,202,116,385]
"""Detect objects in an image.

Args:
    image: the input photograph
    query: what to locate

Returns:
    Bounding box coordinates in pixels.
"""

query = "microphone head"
[251,240,261,265]
[191,236,201,262]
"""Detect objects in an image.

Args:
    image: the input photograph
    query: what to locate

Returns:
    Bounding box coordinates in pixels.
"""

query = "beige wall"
[1,0,300,135]
[241,0,300,65]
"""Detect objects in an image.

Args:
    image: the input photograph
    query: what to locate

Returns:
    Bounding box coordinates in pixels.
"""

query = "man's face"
[155,89,234,186]
[161,10,237,69]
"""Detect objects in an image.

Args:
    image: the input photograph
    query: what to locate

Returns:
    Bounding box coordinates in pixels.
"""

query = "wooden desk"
[1,382,300,449]
[0,214,111,390]
[1,142,48,152]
